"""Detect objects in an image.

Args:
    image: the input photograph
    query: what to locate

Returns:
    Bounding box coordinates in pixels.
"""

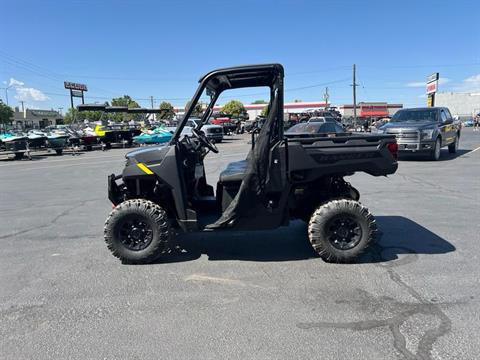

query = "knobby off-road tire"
[308,199,376,263]
[104,199,171,264]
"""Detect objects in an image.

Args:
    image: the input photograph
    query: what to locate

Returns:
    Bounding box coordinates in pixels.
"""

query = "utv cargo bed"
[285,133,398,177]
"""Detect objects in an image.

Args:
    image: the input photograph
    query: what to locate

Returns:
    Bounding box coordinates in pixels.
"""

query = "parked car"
[285,121,346,137]
[307,116,337,123]
[463,119,474,127]
[210,116,237,134]
[186,118,224,143]
[378,107,461,160]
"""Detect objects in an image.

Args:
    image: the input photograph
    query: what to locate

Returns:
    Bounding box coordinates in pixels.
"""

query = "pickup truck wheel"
[448,135,459,153]
[308,199,376,263]
[104,199,171,264]
[430,138,441,161]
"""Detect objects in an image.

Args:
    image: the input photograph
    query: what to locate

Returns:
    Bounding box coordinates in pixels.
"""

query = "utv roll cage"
[172,63,285,143]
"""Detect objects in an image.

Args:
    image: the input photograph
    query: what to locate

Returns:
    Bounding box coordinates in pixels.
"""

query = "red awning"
[360,110,388,116]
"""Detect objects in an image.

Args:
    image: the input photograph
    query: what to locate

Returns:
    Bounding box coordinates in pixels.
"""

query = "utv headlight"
[421,129,435,139]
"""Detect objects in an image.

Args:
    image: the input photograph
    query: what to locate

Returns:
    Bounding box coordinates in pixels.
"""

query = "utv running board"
[108,174,123,205]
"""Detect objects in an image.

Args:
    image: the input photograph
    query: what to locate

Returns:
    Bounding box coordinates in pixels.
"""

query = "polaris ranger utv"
[79,64,398,264]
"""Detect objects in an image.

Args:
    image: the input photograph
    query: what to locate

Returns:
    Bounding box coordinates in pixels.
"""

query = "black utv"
[79,64,399,264]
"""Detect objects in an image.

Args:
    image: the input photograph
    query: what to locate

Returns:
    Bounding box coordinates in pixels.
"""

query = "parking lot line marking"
[0,159,122,173]
[0,154,123,168]
[470,145,480,153]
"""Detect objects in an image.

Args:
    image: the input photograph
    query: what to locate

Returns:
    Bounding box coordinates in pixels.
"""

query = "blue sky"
[1,0,479,111]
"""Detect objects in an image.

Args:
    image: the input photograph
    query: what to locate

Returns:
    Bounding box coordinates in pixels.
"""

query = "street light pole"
[5,85,13,105]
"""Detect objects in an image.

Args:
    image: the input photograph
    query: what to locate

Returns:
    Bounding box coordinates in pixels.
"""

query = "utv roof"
[199,63,284,92]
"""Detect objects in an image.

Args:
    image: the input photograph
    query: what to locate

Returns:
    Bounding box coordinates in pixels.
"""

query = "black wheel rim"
[117,215,153,251]
[325,215,363,250]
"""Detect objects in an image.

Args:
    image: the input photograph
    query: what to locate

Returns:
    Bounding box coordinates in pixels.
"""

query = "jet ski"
[133,126,173,144]
[94,123,141,148]
[45,129,69,155]
[0,132,28,159]
[27,130,48,149]
[80,126,100,150]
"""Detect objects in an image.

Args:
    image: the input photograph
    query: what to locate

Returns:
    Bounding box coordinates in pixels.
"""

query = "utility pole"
[351,64,358,122]
[150,96,155,121]
[58,107,63,115]
[323,87,329,109]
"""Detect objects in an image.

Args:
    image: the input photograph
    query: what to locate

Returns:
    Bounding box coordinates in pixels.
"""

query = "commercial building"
[435,92,480,120]
[174,101,328,120]
[338,102,403,118]
[13,108,64,129]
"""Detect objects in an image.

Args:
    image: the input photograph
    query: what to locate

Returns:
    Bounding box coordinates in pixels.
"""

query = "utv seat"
[217,160,248,211]
[218,160,248,184]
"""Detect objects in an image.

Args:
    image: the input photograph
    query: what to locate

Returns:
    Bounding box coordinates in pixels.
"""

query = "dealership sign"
[426,73,439,95]
[64,82,88,91]
[426,81,438,94]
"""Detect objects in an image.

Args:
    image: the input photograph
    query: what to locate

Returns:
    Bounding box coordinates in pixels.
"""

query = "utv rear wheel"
[104,199,171,264]
[308,199,376,263]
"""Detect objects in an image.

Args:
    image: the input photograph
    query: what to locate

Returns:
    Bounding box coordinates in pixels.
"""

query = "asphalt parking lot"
[1,129,479,360]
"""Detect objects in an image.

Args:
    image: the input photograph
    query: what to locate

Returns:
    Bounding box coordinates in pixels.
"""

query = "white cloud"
[406,78,450,88]
[464,74,480,86]
[9,78,25,87]
[450,73,480,92]
[14,87,49,101]
[406,81,424,88]
[5,77,49,102]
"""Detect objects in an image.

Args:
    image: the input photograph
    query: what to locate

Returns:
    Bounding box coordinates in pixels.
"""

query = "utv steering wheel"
[191,128,219,153]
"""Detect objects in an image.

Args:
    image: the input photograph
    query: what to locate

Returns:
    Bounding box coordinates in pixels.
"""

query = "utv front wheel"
[308,199,376,263]
[104,199,171,264]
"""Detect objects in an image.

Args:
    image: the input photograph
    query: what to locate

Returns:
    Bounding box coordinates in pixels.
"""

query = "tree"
[185,100,205,117]
[0,101,14,127]
[111,95,140,108]
[222,100,246,118]
[64,104,106,124]
[252,99,267,104]
[260,104,269,117]
[110,95,140,121]
[158,101,175,120]
[64,108,77,124]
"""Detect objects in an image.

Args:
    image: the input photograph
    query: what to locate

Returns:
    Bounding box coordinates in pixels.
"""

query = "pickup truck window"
[392,109,438,122]
[440,111,448,122]
[445,109,453,120]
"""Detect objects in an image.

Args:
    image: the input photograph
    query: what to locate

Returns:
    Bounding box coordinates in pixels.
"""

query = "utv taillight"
[387,142,398,160]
